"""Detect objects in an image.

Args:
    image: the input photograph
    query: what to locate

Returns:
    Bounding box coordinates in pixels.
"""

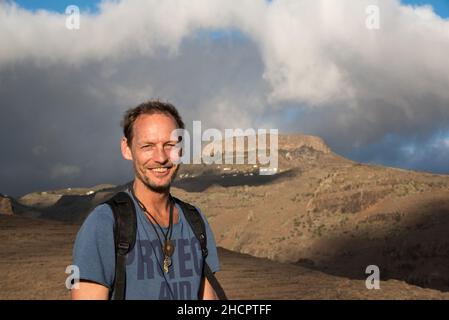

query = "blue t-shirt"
[72,190,220,300]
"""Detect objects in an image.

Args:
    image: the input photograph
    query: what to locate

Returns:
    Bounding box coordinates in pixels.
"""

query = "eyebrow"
[137,140,179,146]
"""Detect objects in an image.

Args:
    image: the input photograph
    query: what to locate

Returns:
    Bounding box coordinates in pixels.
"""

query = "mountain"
[3,133,449,293]
[174,133,449,292]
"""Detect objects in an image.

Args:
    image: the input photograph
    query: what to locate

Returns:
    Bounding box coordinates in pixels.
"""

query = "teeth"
[152,167,168,172]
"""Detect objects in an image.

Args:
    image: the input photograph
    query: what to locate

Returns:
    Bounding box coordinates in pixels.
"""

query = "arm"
[71,280,110,300]
[72,205,116,300]
[199,276,219,300]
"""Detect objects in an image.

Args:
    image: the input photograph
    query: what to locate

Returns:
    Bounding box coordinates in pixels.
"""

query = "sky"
[401,0,449,18]
[12,0,449,17]
[12,0,101,13]
[1,0,449,197]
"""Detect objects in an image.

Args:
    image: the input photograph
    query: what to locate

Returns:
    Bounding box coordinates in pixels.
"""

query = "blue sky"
[12,0,449,18]
[13,0,102,13]
[401,0,449,18]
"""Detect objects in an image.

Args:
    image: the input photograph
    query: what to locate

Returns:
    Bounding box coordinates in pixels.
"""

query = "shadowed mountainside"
[2,133,449,295]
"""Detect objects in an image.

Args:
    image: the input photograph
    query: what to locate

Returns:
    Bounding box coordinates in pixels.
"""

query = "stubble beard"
[135,164,180,193]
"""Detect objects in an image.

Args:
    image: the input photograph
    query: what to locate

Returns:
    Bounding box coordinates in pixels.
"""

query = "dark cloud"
[1,0,449,196]
[0,33,265,196]
[346,131,449,175]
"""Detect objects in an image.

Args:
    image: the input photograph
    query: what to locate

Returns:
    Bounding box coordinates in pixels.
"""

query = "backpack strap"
[104,188,226,300]
[172,197,228,300]
[105,191,137,300]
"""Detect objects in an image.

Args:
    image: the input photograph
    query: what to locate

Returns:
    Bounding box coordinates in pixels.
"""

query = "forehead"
[132,113,178,142]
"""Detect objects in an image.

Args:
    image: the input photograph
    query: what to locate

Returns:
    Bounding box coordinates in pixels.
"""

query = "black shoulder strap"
[105,191,137,300]
[172,196,228,300]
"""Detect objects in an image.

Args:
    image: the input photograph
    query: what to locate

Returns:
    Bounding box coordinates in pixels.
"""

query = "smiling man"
[71,100,223,300]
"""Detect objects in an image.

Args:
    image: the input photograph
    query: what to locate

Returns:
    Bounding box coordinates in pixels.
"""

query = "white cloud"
[1,0,448,116]
[2,0,449,194]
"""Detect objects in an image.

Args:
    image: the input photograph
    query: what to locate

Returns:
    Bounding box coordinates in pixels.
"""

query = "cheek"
[133,151,151,167]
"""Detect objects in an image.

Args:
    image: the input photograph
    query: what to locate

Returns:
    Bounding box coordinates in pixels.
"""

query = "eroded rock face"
[0,195,14,215]
[202,133,331,157]
[278,134,331,154]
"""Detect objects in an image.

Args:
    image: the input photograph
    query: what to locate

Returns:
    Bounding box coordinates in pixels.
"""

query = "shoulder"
[87,203,115,222]
[74,203,116,255]
[79,203,115,234]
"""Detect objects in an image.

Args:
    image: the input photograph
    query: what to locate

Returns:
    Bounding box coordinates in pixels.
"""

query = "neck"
[132,178,171,217]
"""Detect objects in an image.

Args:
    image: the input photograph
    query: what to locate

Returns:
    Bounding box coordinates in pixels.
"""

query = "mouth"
[151,167,169,172]
[148,166,172,177]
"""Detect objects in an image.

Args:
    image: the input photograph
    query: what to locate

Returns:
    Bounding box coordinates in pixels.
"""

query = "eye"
[141,144,154,150]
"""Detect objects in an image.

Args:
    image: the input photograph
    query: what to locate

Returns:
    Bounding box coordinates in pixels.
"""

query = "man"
[72,101,220,300]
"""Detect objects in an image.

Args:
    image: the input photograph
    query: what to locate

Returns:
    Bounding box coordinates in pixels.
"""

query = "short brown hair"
[121,100,185,146]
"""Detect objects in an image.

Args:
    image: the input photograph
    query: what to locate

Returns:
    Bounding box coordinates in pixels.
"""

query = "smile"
[151,167,169,173]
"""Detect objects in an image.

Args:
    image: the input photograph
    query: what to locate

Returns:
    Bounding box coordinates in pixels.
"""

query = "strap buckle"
[118,242,130,255]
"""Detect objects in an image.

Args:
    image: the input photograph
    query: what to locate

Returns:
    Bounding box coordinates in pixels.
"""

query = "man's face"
[122,113,181,193]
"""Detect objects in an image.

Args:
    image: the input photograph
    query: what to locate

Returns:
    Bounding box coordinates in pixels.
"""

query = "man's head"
[121,100,184,193]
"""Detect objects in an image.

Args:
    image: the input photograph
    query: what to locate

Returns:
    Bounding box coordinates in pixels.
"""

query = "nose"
[153,145,169,165]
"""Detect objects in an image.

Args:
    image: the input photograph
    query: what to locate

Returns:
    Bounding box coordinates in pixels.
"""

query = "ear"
[121,137,133,161]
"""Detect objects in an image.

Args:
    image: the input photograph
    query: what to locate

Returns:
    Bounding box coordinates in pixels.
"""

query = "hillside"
[2,133,449,295]
[1,214,448,300]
